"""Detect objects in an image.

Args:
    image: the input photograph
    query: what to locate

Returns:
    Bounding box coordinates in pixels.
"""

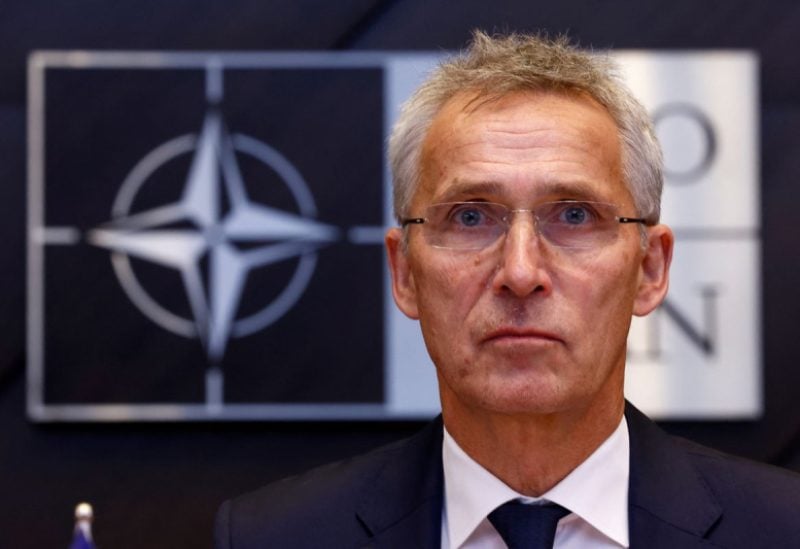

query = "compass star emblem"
[88,112,339,362]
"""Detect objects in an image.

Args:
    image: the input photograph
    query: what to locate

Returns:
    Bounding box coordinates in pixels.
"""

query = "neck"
[441,392,625,496]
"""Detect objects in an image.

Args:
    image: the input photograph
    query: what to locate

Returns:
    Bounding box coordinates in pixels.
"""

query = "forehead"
[418,89,627,205]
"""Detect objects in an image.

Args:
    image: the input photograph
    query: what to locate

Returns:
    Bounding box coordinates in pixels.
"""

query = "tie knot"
[488,500,570,549]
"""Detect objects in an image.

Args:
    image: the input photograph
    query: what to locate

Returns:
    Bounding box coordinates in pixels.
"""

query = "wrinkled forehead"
[416,89,626,206]
[421,88,619,160]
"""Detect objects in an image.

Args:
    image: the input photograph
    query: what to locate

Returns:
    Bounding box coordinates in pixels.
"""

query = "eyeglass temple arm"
[400,218,426,227]
[617,216,648,225]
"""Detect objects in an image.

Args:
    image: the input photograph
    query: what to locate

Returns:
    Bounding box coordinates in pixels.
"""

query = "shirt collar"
[442,417,629,548]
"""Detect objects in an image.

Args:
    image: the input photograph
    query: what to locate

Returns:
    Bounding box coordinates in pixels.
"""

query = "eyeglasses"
[401,201,648,250]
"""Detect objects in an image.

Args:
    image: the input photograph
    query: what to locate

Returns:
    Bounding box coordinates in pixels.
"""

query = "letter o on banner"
[652,103,717,185]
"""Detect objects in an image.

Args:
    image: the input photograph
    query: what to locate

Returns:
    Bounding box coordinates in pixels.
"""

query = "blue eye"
[458,208,484,227]
[434,202,503,234]
[562,206,588,225]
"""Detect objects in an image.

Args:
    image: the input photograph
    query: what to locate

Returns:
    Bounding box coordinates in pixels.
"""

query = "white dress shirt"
[441,417,629,548]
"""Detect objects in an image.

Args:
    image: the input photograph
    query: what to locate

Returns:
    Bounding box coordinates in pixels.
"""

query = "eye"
[549,202,598,226]
[447,203,495,228]
[457,207,484,226]
[562,205,589,224]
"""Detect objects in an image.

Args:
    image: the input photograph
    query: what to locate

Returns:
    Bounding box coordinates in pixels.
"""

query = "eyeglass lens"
[421,201,625,250]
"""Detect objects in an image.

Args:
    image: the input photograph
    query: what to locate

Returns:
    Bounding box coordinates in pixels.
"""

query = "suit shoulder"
[234,436,399,513]
[678,436,800,498]
[676,436,800,542]
[226,437,401,527]
[215,419,442,548]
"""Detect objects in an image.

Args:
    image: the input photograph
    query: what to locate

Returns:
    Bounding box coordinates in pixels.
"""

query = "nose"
[491,212,553,297]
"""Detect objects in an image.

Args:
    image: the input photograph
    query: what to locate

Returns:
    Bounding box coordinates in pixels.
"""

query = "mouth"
[482,327,564,346]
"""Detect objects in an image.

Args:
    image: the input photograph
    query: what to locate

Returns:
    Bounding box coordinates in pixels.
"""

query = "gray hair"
[388,30,663,224]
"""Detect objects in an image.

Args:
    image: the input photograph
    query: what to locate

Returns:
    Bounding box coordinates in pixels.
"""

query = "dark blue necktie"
[488,500,570,548]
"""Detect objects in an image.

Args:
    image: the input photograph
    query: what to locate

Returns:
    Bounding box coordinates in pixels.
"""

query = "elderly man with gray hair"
[215,31,800,549]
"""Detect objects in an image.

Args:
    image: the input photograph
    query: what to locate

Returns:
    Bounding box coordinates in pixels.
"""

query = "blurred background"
[1,1,800,547]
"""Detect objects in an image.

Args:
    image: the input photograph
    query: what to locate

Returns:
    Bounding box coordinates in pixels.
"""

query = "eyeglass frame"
[399,200,650,251]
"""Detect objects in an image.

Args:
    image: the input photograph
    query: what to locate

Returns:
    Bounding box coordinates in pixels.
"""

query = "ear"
[385,227,420,319]
[633,224,674,317]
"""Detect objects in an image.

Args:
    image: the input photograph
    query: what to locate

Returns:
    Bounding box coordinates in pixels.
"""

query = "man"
[215,31,800,548]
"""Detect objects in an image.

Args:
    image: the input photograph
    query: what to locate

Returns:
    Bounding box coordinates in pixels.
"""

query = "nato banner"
[27,51,759,421]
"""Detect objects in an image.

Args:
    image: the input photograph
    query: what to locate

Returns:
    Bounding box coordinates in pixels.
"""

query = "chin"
[471,379,577,416]
[484,396,570,416]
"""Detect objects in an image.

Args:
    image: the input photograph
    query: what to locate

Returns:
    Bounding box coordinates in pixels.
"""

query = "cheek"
[417,267,469,320]
[412,254,491,333]
[557,253,640,327]
[418,251,489,295]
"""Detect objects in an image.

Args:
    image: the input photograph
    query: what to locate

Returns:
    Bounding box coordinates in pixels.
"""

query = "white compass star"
[89,112,338,362]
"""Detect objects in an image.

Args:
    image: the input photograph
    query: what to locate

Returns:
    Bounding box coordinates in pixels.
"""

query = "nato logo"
[27,52,406,420]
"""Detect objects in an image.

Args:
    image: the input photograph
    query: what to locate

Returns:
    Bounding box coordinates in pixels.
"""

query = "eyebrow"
[432,179,609,204]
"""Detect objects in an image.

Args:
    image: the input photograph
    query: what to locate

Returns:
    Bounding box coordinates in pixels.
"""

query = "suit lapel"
[351,406,725,548]
[355,417,444,549]
[626,403,723,548]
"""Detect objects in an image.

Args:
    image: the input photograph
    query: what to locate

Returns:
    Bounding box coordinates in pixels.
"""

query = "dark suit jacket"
[215,404,800,548]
